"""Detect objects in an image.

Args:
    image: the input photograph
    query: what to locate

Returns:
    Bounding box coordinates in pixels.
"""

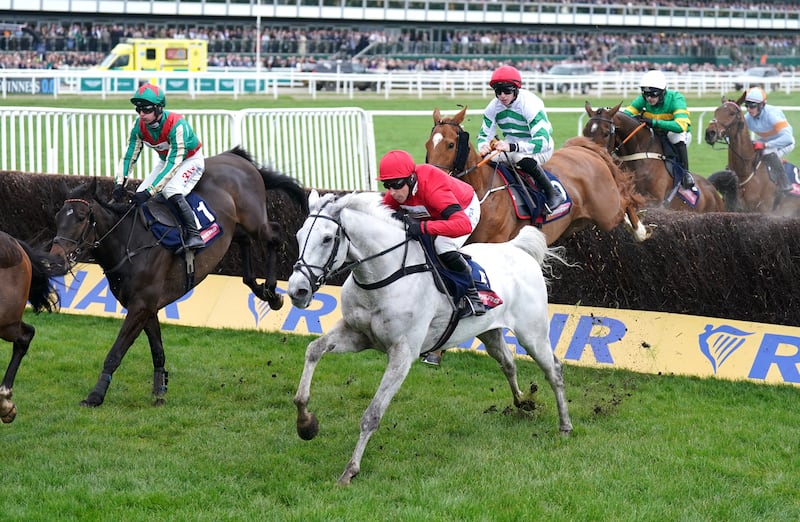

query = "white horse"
[287,190,572,485]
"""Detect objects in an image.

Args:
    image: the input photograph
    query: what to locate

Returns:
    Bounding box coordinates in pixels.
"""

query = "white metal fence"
[3,69,800,101]
[0,106,376,191]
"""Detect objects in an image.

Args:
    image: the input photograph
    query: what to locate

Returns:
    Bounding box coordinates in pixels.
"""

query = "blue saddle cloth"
[142,193,223,252]
[420,235,502,311]
[491,163,571,223]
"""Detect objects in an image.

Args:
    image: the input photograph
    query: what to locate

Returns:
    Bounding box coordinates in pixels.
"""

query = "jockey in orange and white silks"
[113,83,206,251]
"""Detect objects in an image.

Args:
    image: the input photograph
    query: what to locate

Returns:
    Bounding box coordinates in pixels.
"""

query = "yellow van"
[96,39,207,72]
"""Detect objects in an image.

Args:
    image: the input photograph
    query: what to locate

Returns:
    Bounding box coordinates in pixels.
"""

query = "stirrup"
[545,193,566,214]
[681,173,695,189]
[183,234,205,250]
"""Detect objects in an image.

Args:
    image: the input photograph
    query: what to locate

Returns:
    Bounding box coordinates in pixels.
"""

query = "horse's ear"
[454,106,467,124]
[309,189,320,208]
[734,91,746,106]
[584,100,594,116]
[611,101,623,114]
[432,108,441,124]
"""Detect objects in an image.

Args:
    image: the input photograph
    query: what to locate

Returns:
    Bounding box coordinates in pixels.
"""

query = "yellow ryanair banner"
[54,264,800,387]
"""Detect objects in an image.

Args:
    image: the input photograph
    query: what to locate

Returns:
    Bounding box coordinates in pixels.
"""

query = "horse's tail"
[708,170,739,212]
[17,240,61,314]
[509,226,571,275]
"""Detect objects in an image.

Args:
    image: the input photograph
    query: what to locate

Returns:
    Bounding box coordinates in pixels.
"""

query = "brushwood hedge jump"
[2,171,798,327]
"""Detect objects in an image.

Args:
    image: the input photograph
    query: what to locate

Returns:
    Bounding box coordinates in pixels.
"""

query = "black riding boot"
[169,194,205,252]
[440,251,485,317]
[519,157,564,214]
[764,153,792,191]
[674,141,694,189]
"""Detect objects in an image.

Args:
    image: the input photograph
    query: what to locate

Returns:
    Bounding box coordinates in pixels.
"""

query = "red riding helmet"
[378,150,416,181]
[489,65,522,88]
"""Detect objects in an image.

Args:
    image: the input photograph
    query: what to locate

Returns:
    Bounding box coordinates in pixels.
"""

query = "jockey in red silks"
[379,149,484,318]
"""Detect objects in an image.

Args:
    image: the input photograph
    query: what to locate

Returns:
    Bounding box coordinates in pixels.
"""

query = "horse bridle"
[427,121,472,177]
[52,198,98,264]
[707,102,746,145]
[707,102,756,184]
[293,208,351,293]
[52,197,137,267]
[293,200,425,293]
[587,115,618,152]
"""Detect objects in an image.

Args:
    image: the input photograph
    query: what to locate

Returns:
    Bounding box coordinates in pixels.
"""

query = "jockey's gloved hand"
[112,184,126,202]
[391,209,407,221]
[132,190,151,205]
[638,116,654,128]
[404,216,424,239]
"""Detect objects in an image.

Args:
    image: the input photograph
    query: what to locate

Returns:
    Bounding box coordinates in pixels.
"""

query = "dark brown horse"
[426,107,651,246]
[704,96,800,216]
[0,231,60,423]
[50,147,308,408]
[583,102,725,213]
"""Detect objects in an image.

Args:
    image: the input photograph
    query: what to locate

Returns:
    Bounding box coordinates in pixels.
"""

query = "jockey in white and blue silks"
[743,87,796,191]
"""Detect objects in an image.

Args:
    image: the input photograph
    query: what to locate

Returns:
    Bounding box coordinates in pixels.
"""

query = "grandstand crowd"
[2,0,799,74]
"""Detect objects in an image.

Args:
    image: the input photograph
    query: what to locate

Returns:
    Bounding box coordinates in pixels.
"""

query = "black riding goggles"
[494,85,517,96]
[382,178,408,190]
[744,101,761,109]
[641,89,664,98]
[135,105,157,114]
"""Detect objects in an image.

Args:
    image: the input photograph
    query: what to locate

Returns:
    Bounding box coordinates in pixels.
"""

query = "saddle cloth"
[420,235,503,312]
[491,163,571,224]
[142,193,223,252]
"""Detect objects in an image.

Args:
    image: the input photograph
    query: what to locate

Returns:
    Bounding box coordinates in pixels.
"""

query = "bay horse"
[583,102,725,213]
[287,191,572,485]
[0,231,61,423]
[50,147,308,408]
[426,107,650,246]
[704,96,800,216]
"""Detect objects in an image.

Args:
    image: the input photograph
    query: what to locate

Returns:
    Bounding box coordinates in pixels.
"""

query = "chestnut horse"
[0,231,61,423]
[426,107,650,245]
[50,147,308,408]
[583,102,724,213]
[704,96,800,216]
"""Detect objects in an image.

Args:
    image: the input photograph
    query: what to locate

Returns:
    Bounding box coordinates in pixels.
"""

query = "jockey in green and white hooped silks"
[477,65,565,214]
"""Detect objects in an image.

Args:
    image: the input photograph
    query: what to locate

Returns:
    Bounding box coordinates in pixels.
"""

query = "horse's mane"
[335,192,403,229]
[66,178,129,217]
[562,136,644,208]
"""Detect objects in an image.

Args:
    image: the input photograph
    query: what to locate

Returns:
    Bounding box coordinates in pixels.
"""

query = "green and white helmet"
[130,83,166,107]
